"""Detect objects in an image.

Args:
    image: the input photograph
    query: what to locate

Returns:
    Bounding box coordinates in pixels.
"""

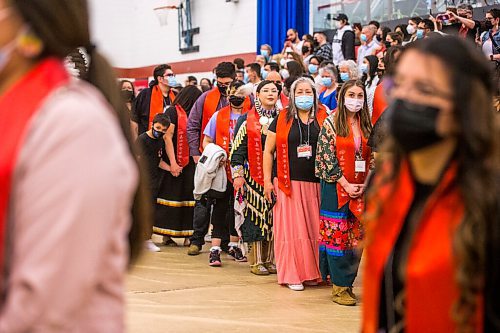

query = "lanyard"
[297,118,311,145]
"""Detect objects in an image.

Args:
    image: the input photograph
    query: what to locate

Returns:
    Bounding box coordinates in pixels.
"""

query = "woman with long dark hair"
[154,85,202,245]
[0,0,149,330]
[363,36,500,332]
[361,55,380,117]
[315,80,373,305]
[230,80,279,276]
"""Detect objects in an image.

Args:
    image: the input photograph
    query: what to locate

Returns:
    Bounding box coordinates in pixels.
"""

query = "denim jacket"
[482,29,500,55]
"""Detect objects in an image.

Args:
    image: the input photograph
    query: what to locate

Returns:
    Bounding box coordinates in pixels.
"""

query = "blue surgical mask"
[416,29,425,39]
[360,34,368,43]
[295,95,314,110]
[243,72,249,83]
[260,49,269,58]
[321,77,333,87]
[152,128,165,139]
[261,69,268,80]
[167,76,177,87]
[308,64,318,74]
[360,64,369,74]
[340,72,350,82]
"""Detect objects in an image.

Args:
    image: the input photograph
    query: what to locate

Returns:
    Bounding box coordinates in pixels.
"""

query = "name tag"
[297,144,312,159]
[355,160,366,173]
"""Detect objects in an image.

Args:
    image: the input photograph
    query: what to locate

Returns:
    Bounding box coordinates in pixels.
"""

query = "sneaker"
[145,240,161,252]
[228,246,247,262]
[287,283,304,291]
[187,244,201,256]
[204,233,212,243]
[209,249,222,267]
[250,264,270,275]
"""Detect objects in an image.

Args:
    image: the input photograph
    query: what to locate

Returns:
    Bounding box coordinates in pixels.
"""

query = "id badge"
[297,144,312,158]
[355,160,366,173]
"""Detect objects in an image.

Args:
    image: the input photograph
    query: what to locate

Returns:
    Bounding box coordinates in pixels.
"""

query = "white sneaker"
[287,283,304,291]
[145,240,161,252]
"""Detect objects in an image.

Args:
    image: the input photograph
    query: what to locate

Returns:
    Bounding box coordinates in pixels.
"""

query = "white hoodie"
[193,143,227,200]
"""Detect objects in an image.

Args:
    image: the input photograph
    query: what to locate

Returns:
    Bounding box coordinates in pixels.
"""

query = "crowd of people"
[1,0,499,331]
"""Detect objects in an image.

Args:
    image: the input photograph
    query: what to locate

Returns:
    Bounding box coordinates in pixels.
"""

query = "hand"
[193,155,200,164]
[264,181,276,203]
[170,163,183,177]
[429,14,436,23]
[342,182,362,199]
[233,176,246,192]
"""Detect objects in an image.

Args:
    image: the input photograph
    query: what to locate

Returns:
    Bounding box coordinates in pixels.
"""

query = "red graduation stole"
[275,108,324,197]
[175,105,190,167]
[246,107,265,186]
[149,85,176,130]
[0,58,68,277]
[280,93,289,109]
[317,103,328,127]
[362,161,482,332]
[335,121,371,219]
[216,106,247,182]
[200,87,221,152]
[371,83,388,125]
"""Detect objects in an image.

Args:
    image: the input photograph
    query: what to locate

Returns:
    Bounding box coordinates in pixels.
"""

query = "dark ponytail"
[14,0,150,264]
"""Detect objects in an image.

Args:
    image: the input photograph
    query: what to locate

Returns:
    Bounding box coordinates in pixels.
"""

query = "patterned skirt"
[318,180,363,286]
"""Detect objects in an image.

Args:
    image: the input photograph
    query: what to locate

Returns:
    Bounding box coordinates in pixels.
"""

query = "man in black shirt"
[136,113,171,252]
[131,64,178,139]
[440,4,479,42]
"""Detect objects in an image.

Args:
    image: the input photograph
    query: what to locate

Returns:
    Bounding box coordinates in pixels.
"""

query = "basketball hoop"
[154,5,178,26]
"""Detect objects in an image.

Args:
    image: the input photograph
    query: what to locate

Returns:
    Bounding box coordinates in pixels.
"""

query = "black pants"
[190,183,237,250]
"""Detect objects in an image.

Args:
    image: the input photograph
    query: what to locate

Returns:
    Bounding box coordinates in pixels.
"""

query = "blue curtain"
[257,0,309,55]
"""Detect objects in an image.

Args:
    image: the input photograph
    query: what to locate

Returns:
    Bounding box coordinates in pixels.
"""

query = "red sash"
[317,103,328,127]
[246,108,265,186]
[276,110,294,196]
[275,109,324,196]
[175,105,189,167]
[149,86,175,130]
[280,93,289,109]
[371,83,388,125]
[335,122,371,218]
[362,162,483,332]
[200,88,221,151]
[0,58,68,277]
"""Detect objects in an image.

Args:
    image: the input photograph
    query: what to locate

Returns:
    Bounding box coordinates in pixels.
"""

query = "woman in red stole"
[154,86,202,244]
[315,80,374,304]
[263,77,323,291]
[363,37,500,332]
[0,1,147,331]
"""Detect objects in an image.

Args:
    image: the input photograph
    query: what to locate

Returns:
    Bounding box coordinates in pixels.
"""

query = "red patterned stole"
[175,105,189,167]
[246,108,265,186]
[275,110,293,196]
[0,58,68,278]
[216,106,232,181]
[335,121,371,218]
[317,103,328,127]
[149,86,175,130]
[200,87,221,151]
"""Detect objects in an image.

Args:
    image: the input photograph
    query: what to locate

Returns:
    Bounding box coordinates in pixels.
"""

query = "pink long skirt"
[273,180,321,285]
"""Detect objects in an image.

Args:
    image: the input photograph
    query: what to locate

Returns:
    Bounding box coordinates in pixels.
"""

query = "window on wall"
[311,0,493,31]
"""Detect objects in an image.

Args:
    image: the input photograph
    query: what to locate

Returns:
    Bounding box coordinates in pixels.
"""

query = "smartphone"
[436,13,452,26]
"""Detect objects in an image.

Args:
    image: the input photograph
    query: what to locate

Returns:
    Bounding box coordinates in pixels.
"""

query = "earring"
[17,27,43,58]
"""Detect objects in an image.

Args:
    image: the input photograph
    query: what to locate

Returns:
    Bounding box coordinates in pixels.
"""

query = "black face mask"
[384,41,392,49]
[301,45,310,54]
[229,95,245,107]
[217,83,229,96]
[121,89,134,101]
[376,34,383,42]
[201,84,211,92]
[389,99,443,153]
[152,128,165,139]
[485,20,494,30]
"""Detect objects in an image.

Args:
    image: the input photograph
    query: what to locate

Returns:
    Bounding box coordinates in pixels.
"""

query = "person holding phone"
[263,77,323,292]
[315,80,374,305]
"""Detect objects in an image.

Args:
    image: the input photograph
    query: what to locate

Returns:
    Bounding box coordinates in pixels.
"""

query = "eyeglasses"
[486,17,495,21]
[163,73,175,78]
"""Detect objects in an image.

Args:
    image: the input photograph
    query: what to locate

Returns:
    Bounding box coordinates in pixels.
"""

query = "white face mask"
[406,25,416,35]
[344,97,364,113]
[279,69,290,80]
